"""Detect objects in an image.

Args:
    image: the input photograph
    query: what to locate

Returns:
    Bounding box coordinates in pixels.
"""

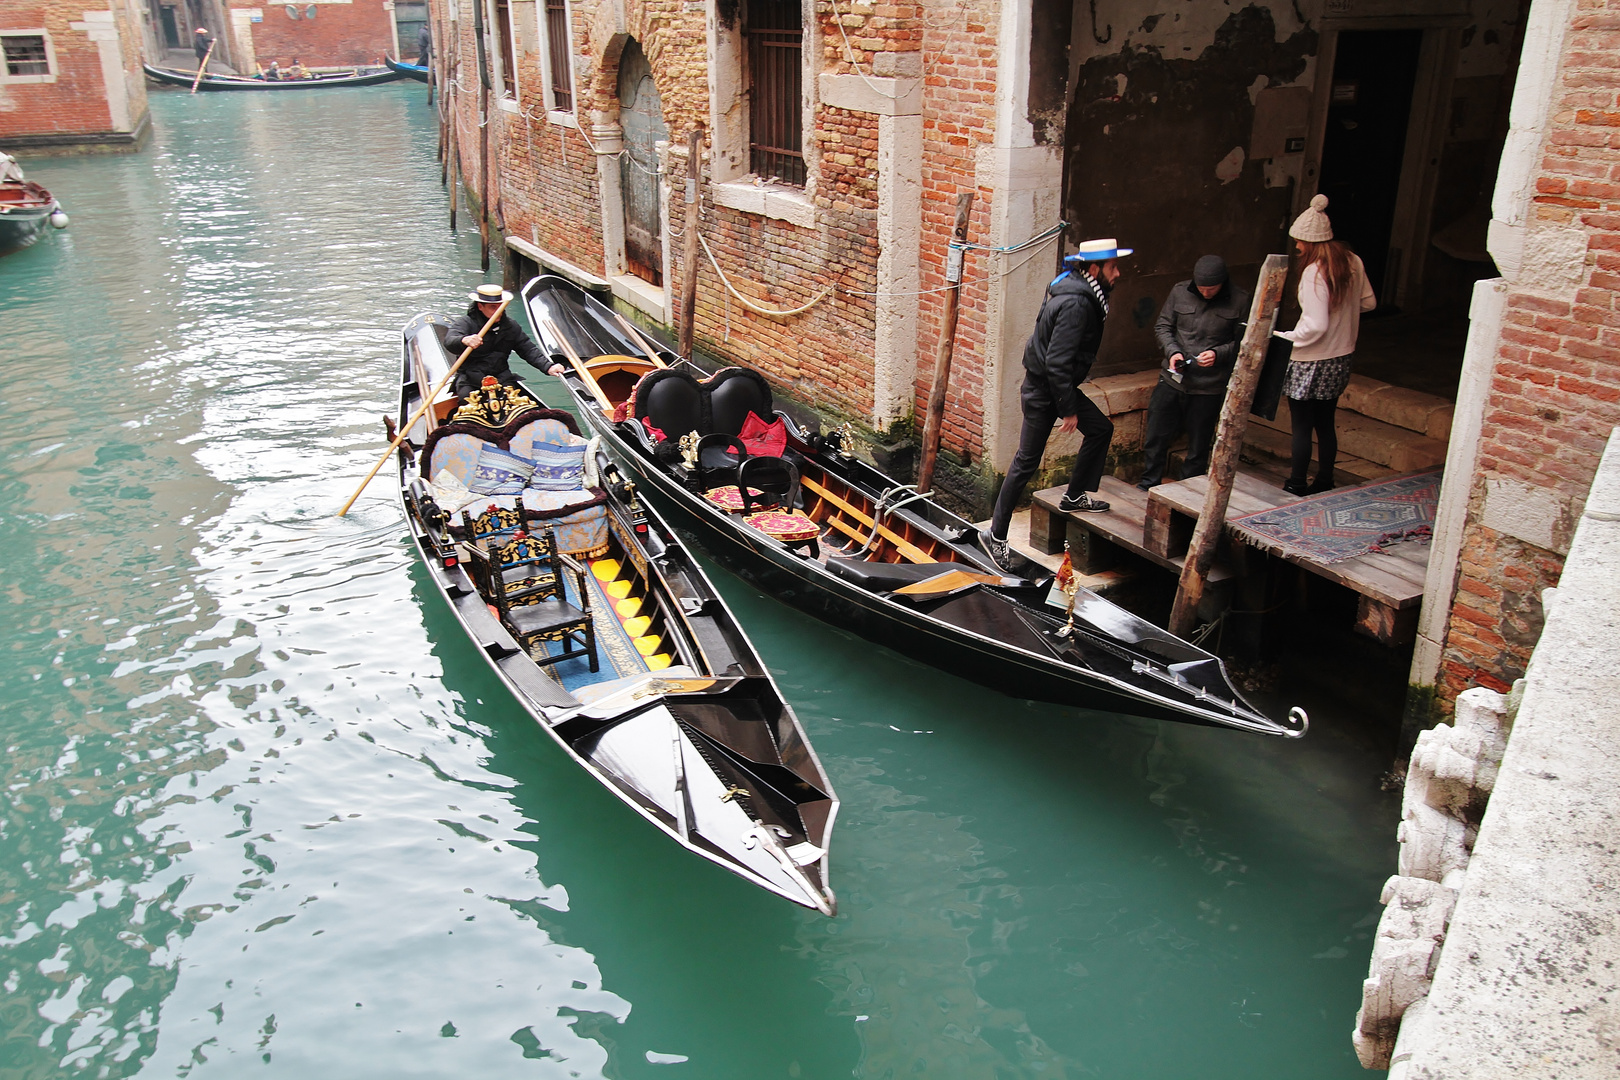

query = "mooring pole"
[1168,252,1290,637]
[916,191,975,494]
[678,126,704,360]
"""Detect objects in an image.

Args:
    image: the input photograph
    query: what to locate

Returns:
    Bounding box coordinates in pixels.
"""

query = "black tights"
[1287,396,1338,486]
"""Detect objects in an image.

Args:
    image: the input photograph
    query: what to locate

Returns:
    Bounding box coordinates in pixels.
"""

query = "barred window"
[745,0,803,186]
[3,35,49,78]
[544,0,572,112]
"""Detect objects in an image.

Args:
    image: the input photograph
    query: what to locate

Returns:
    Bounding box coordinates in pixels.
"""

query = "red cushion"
[745,509,819,542]
[641,416,667,443]
[738,411,787,458]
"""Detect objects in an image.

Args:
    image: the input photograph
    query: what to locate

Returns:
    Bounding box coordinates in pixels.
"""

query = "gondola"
[522,275,1309,738]
[0,155,66,255]
[385,56,431,83]
[142,63,404,90]
[391,313,839,914]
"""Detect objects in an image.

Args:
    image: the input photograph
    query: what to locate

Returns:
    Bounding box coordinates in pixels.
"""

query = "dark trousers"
[1287,396,1339,485]
[1139,383,1223,487]
[991,375,1113,539]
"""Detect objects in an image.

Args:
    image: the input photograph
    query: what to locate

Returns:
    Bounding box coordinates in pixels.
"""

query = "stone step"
[1340,375,1454,441]
[1248,404,1448,473]
[1240,424,1395,487]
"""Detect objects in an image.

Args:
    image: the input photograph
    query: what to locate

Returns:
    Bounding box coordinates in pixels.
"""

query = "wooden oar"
[543,317,615,411]
[336,298,510,516]
[190,40,215,93]
[613,312,668,369]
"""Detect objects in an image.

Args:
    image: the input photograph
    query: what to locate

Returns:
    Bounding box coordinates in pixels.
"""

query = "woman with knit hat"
[1274,194,1377,496]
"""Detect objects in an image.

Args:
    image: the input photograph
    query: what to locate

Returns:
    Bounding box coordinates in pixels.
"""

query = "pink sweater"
[1275,255,1377,362]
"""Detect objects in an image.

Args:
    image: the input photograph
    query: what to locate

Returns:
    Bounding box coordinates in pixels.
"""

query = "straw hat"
[1290,194,1334,242]
[469,284,513,305]
[1065,238,1134,263]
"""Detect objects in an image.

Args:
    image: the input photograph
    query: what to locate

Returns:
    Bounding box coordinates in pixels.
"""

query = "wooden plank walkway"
[1027,465,1433,645]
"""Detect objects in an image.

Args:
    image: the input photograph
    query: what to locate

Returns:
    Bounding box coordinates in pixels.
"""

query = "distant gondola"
[392,313,839,914]
[385,56,431,83]
[142,62,405,90]
[523,274,1309,738]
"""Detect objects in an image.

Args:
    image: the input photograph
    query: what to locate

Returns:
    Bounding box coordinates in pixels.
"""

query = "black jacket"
[443,306,547,389]
[1021,271,1107,417]
[1153,280,1250,396]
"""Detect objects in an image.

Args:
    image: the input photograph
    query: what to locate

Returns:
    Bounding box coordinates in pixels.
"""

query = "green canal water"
[0,86,1396,1078]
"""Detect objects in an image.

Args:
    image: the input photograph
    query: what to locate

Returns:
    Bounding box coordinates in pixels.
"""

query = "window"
[544,0,573,112]
[493,0,517,98]
[745,0,803,186]
[2,34,51,78]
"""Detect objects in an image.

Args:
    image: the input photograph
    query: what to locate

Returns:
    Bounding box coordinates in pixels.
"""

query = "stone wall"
[1434,0,1620,706]
[1358,427,1620,1078]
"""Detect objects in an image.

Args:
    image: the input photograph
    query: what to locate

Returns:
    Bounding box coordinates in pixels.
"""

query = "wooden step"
[1241,423,1393,486]
[1029,479,1235,582]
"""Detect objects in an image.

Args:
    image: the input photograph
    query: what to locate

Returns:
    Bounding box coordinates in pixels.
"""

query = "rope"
[697,231,833,317]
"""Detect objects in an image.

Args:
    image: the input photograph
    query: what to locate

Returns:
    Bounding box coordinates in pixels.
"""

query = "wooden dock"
[1026,467,1431,645]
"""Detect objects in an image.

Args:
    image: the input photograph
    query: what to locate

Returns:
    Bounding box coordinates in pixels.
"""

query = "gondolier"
[444,284,563,396]
[982,238,1132,572]
[192,25,212,65]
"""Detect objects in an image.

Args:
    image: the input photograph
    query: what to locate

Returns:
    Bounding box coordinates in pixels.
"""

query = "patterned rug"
[1230,470,1441,563]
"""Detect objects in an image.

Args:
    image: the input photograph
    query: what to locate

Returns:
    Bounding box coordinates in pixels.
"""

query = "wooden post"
[478,76,490,272]
[1168,252,1290,636]
[448,130,459,232]
[678,126,704,360]
[916,191,975,494]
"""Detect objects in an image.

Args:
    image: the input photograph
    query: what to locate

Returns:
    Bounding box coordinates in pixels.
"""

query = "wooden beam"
[1169,253,1290,635]
[678,126,703,361]
[800,475,937,563]
[917,192,975,494]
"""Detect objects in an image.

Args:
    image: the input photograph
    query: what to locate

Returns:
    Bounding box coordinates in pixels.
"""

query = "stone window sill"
[610,274,667,323]
[497,96,520,114]
[546,109,577,129]
[711,180,815,229]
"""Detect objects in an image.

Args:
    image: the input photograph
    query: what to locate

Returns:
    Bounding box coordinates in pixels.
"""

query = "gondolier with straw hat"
[982,238,1132,574]
[442,283,563,397]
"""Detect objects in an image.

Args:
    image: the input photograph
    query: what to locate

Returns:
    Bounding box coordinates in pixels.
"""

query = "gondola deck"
[391,314,839,913]
[522,275,1309,738]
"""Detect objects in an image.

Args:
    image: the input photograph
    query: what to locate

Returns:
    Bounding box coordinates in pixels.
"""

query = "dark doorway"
[1316,29,1423,308]
[618,39,666,286]
[158,3,181,47]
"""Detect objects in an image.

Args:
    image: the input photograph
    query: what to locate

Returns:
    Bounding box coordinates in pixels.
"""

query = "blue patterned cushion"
[525,441,588,491]
[468,445,535,496]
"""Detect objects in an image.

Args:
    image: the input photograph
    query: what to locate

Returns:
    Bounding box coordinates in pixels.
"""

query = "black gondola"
[522,275,1309,738]
[143,63,405,90]
[392,313,839,914]
[385,56,431,83]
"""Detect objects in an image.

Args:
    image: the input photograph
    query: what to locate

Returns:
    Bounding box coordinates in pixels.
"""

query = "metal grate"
[745,0,804,186]
[2,36,49,77]
[544,0,572,111]
[494,0,516,98]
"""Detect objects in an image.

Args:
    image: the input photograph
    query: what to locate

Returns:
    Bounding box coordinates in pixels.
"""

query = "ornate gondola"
[392,313,839,914]
[522,275,1309,738]
[143,63,405,90]
[385,56,431,83]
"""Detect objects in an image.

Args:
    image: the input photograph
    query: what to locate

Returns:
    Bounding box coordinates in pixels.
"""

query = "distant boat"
[142,63,405,90]
[0,154,67,256]
[385,56,430,83]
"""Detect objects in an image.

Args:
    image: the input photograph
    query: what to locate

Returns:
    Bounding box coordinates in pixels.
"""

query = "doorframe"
[1296,17,1465,311]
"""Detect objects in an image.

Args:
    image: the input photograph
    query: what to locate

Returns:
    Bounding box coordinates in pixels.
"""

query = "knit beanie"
[1289,194,1333,242]
[1193,255,1228,287]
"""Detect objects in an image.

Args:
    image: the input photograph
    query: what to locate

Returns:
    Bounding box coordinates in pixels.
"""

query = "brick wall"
[1438,4,1620,703]
[245,0,398,69]
[0,1,143,143]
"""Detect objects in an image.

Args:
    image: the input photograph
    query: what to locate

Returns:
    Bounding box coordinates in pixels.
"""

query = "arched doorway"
[617,40,667,286]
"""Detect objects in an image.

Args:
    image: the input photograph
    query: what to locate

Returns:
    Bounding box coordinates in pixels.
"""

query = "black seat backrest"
[737,455,801,515]
[707,368,774,436]
[633,369,706,439]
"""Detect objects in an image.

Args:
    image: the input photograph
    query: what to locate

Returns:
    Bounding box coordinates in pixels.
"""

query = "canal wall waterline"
[1356,425,1620,1077]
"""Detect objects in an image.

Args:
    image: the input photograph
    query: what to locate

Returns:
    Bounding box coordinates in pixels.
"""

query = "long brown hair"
[1296,239,1357,310]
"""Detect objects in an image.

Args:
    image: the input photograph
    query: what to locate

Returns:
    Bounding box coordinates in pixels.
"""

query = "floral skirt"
[1284,353,1353,401]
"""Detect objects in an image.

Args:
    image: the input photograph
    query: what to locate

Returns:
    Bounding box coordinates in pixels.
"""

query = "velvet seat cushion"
[745,509,819,542]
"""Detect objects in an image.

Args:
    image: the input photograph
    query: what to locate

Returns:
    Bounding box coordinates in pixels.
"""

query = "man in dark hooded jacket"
[1138,254,1250,490]
[982,238,1131,573]
[443,284,562,397]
